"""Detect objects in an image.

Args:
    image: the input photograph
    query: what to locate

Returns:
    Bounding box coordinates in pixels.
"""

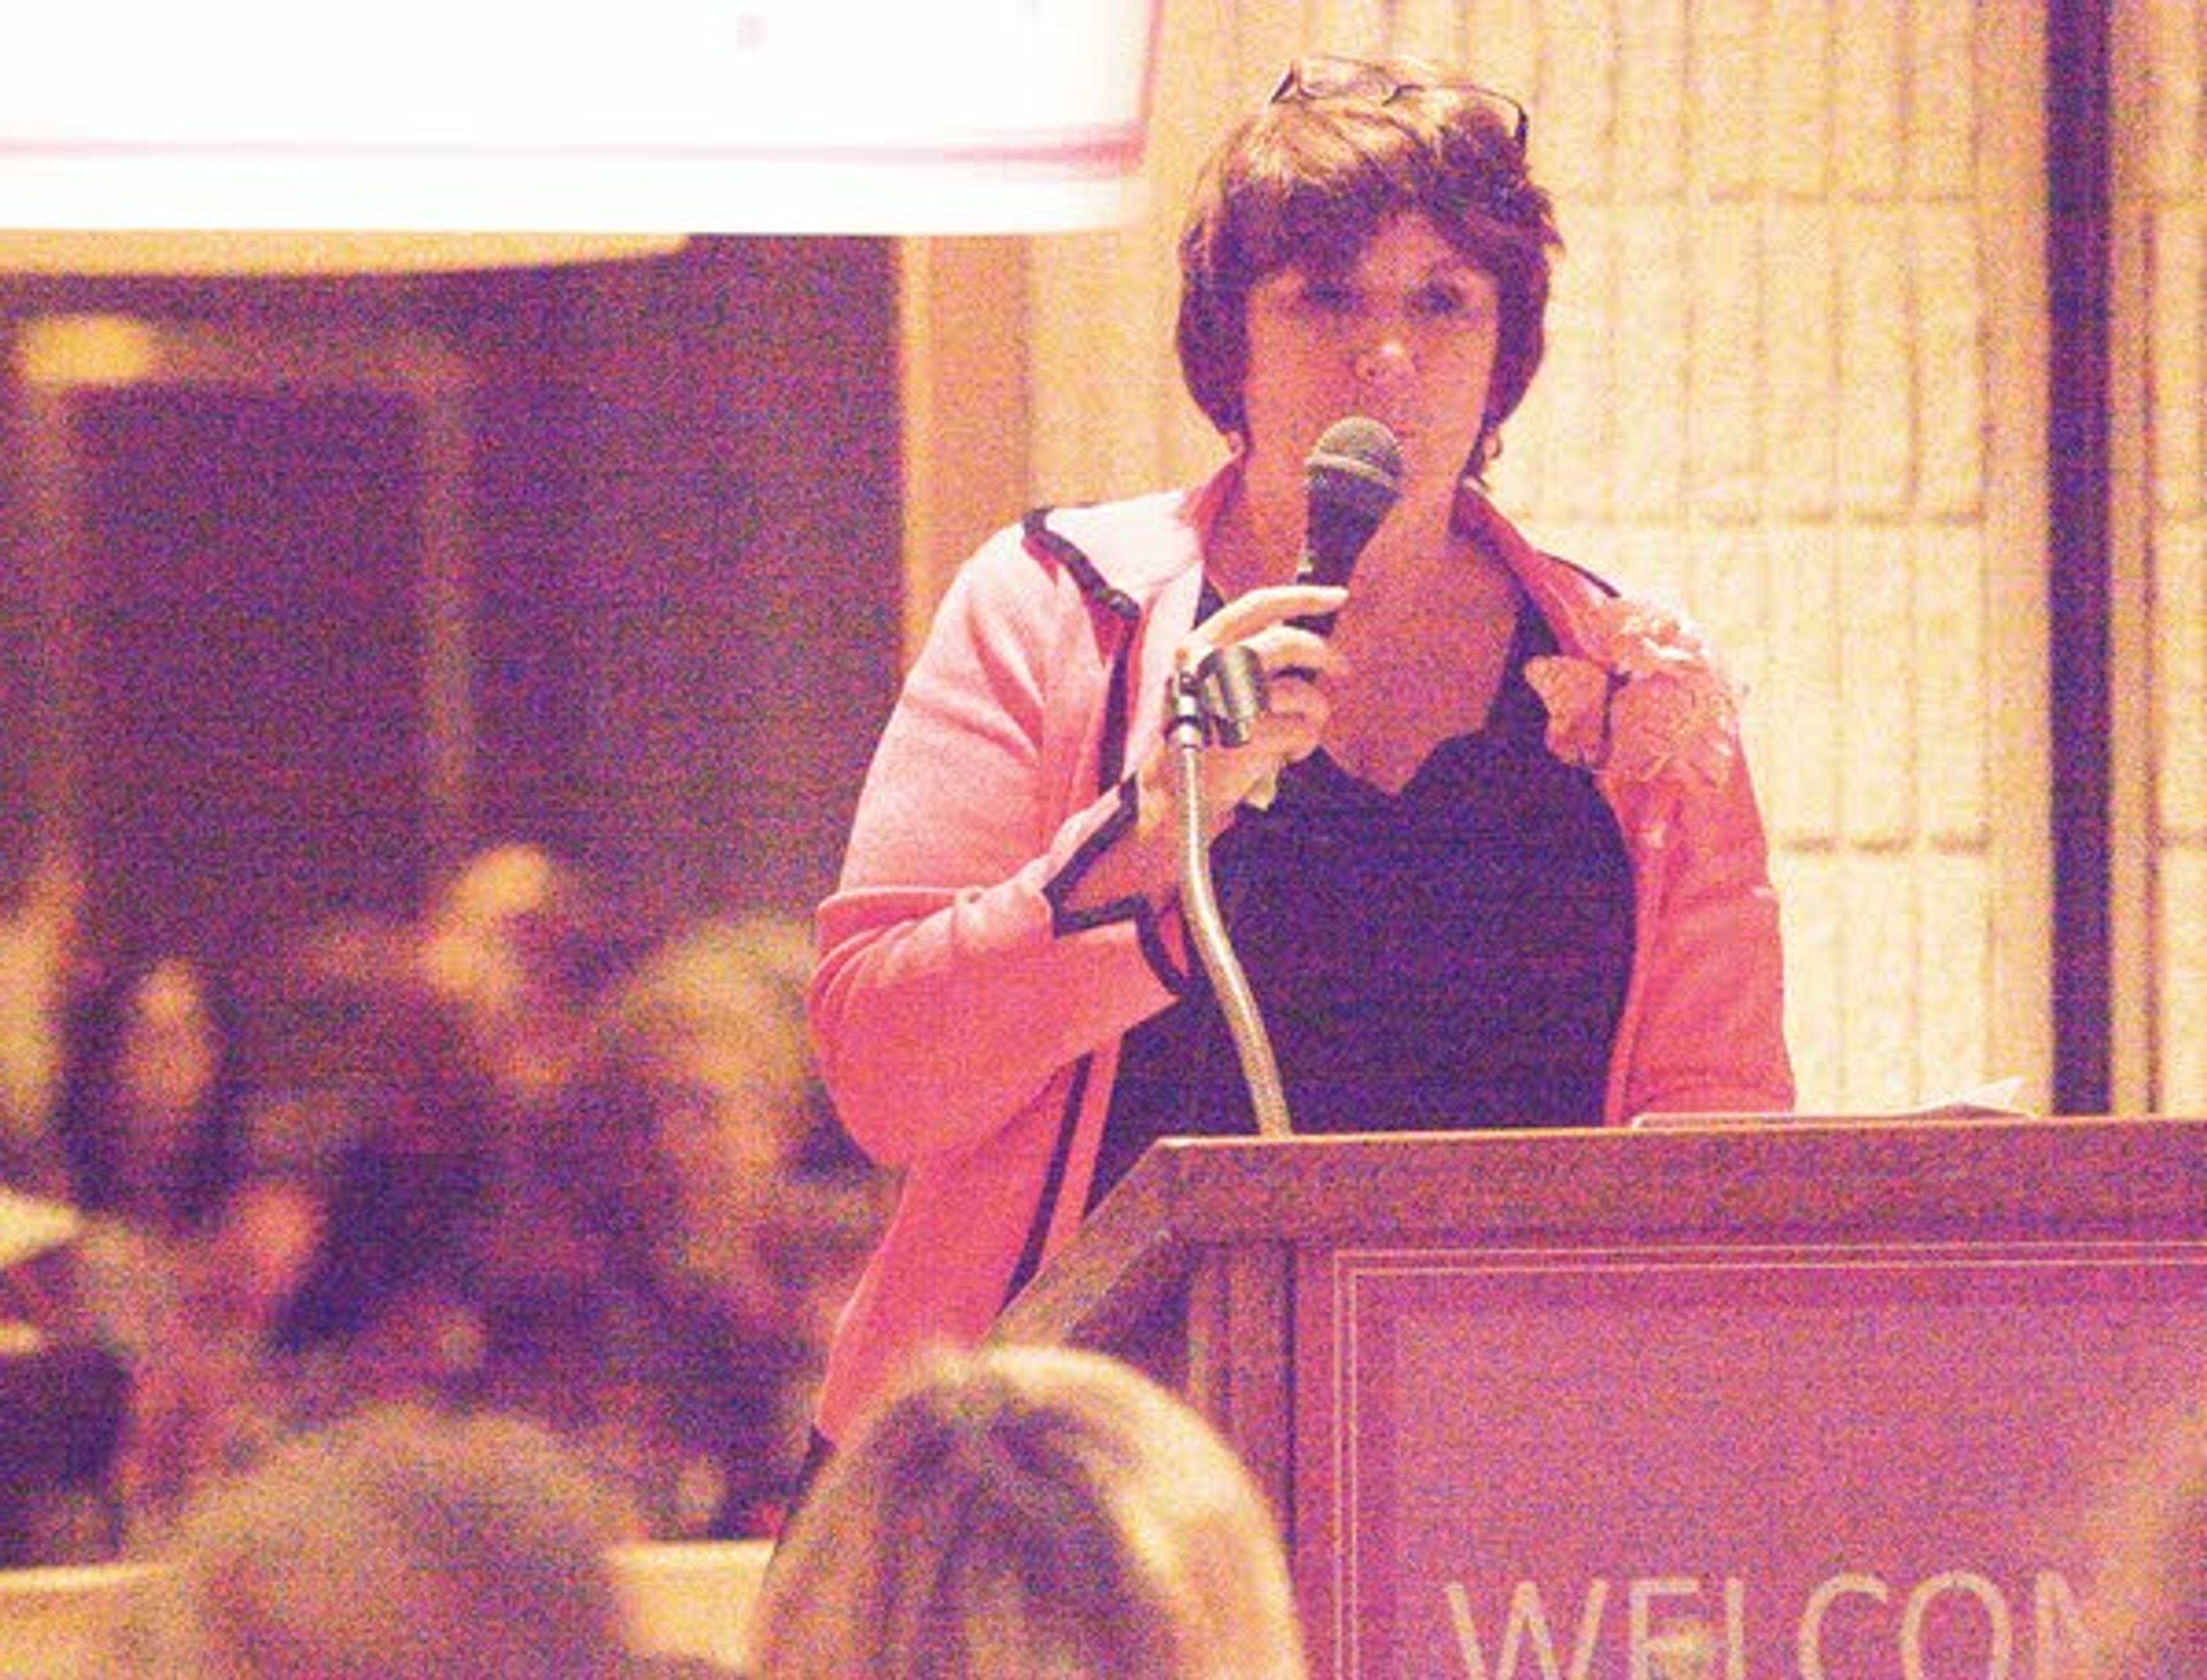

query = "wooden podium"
[995,1115,2207,1679]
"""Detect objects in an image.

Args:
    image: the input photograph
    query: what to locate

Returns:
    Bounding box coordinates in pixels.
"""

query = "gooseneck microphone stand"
[1160,416,1398,1145]
[1168,647,1293,1139]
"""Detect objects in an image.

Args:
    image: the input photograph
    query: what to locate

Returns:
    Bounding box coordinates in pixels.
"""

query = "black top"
[1093,605,1635,1208]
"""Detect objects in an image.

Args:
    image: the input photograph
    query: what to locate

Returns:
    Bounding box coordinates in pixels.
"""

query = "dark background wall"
[0,237,903,961]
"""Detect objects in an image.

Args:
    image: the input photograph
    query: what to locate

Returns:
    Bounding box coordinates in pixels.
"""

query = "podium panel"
[995,1117,2207,1680]
[1304,1235,2207,1677]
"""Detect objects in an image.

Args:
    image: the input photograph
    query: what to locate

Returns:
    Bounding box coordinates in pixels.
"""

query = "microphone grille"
[1299,417,1404,591]
[1305,416,1403,508]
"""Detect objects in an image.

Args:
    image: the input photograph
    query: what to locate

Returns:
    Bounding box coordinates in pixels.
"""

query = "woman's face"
[118,959,219,1126]
[113,959,221,1194]
[1240,211,1499,514]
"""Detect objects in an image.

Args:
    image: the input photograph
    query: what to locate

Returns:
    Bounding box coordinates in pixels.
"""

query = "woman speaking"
[805,54,1793,1454]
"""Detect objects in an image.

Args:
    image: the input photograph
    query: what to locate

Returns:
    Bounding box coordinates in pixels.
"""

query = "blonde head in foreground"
[749,1343,1308,1680]
[137,1404,637,1679]
[2081,1401,2207,1680]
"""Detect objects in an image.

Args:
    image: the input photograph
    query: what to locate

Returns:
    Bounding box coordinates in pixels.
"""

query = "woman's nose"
[1352,333,1414,385]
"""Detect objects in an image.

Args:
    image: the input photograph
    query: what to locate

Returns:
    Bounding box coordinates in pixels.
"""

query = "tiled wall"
[1021,1,2081,1113]
[1495,1,2042,1114]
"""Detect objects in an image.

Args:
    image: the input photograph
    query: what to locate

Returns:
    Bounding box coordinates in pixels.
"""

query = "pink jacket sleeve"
[1610,759,1795,1121]
[809,525,1176,1168]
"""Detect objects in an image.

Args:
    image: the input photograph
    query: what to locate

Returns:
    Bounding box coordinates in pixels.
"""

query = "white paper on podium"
[1629,1076,2036,1129]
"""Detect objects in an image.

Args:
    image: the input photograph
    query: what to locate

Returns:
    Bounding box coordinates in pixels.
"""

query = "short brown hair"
[1176,58,1562,478]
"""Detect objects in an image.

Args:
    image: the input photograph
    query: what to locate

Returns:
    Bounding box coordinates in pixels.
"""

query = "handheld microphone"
[1176,419,1404,1131]
[1294,415,1402,634]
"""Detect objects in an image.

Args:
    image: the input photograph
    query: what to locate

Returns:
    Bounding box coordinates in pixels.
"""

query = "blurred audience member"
[459,1038,682,1529]
[234,909,425,1191]
[2083,1402,2207,1679]
[582,918,900,1536]
[54,953,247,1270]
[419,840,612,1106]
[749,1342,1308,1680]
[9,854,888,1561]
[268,972,497,1423]
[133,1402,642,1679]
[474,912,891,1540]
[0,848,84,1194]
[255,894,880,1550]
[408,842,666,1501]
[0,1321,129,1564]
[51,951,313,1533]
[594,914,886,1359]
[1,1189,129,1563]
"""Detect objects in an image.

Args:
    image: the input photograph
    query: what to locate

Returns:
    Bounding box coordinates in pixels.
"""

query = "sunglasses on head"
[1267,55,1530,152]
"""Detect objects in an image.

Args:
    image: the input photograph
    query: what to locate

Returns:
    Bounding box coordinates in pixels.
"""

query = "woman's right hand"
[1154,580,1349,814]
[1063,583,1347,913]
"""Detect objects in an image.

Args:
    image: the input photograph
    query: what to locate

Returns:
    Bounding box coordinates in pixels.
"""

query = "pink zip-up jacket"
[808,463,1793,1441]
